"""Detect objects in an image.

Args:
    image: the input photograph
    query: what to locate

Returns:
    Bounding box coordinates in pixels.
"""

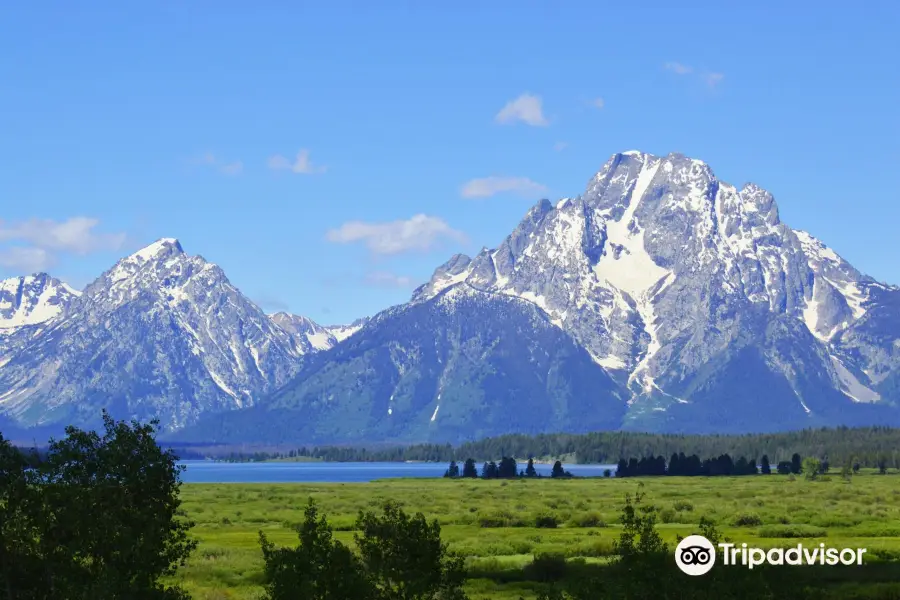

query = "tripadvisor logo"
[675,535,867,576]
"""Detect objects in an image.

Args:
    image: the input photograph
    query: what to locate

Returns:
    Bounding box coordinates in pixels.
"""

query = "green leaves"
[0,411,196,599]
[259,499,467,600]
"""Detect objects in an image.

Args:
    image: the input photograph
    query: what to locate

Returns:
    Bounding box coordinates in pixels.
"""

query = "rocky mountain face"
[0,274,79,332]
[4,151,900,443]
[0,239,338,432]
[175,285,627,444]
[177,150,900,443]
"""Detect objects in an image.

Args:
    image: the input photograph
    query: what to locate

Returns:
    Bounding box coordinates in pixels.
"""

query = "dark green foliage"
[481,461,498,479]
[497,457,518,479]
[355,502,467,600]
[259,500,374,600]
[260,500,467,600]
[0,411,195,600]
[525,458,537,477]
[760,454,771,474]
[524,553,567,583]
[550,461,567,478]
[777,461,792,474]
[443,461,459,478]
[461,458,477,478]
[791,453,802,474]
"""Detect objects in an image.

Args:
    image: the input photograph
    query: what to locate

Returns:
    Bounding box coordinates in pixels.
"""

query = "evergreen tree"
[551,460,566,478]
[760,454,771,475]
[791,453,802,474]
[462,458,478,478]
[525,458,537,477]
[498,457,518,479]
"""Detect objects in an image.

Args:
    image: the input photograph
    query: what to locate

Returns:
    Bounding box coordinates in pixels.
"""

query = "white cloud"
[219,161,243,176]
[494,93,549,127]
[0,217,126,255]
[665,63,725,89]
[553,142,568,152]
[705,72,725,88]
[326,214,467,255]
[193,153,243,176]
[591,97,605,109]
[460,176,549,199]
[364,271,414,288]
[268,149,326,175]
[0,247,55,272]
[665,62,694,75]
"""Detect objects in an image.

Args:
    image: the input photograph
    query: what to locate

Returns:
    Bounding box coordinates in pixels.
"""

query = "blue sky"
[1,2,898,325]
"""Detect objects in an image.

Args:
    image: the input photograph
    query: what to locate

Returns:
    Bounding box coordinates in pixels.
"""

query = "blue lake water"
[178,460,619,483]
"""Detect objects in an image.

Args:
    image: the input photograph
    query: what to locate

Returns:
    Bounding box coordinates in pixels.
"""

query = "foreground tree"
[461,459,478,478]
[259,500,374,600]
[760,454,771,474]
[356,501,467,600]
[0,412,196,600]
[260,500,467,600]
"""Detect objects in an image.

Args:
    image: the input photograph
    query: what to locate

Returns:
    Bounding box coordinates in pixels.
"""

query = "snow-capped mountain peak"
[412,150,899,413]
[269,312,337,352]
[0,273,79,331]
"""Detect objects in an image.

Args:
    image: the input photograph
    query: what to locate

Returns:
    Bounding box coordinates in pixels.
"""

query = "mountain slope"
[0,239,309,430]
[0,274,79,331]
[173,284,628,444]
[408,151,899,431]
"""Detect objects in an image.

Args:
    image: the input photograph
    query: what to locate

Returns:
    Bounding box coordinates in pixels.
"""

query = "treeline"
[616,453,800,477]
[444,457,576,479]
[199,426,900,468]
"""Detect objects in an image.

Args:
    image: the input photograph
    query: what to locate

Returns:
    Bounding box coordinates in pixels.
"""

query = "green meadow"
[169,473,900,599]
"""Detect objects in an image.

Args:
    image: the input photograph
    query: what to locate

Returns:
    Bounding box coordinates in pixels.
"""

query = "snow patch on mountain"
[0,274,78,330]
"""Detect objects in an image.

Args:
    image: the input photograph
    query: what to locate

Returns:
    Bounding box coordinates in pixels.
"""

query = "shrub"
[535,513,560,529]
[569,512,606,528]
[732,513,763,527]
[673,500,694,512]
[524,553,567,582]
[757,524,827,538]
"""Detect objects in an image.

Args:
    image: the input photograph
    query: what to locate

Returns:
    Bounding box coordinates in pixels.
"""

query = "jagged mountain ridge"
[169,284,628,444]
[0,273,80,331]
[3,150,899,442]
[0,239,344,431]
[412,152,898,420]
[176,150,900,443]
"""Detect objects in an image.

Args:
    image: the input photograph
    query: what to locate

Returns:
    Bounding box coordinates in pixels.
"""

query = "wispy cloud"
[326,215,467,256]
[553,142,568,152]
[705,72,725,88]
[0,217,126,255]
[591,97,605,109]
[664,62,694,75]
[460,176,549,199]
[664,62,724,88]
[268,149,327,175]
[364,271,414,288]
[192,153,243,176]
[495,93,549,127]
[0,247,55,272]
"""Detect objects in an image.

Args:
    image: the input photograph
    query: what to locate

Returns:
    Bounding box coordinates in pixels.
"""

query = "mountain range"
[2,151,899,444]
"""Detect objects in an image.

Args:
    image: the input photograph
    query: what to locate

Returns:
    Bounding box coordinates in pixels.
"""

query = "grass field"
[168,472,900,599]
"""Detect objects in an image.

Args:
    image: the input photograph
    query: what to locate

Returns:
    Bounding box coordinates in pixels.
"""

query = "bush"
[673,500,694,512]
[658,508,677,524]
[732,513,763,527]
[568,512,606,528]
[757,524,827,538]
[535,513,560,529]
[478,510,528,528]
[524,553,567,582]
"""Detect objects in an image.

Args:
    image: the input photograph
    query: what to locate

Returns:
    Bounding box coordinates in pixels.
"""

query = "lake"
[178,460,619,483]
